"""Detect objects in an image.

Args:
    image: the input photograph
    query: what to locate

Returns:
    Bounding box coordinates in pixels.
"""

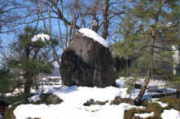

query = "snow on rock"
[115,79,126,88]
[161,109,180,119]
[134,112,154,119]
[166,22,173,27]
[31,33,50,42]
[52,61,60,68]
[29,95,41,102]
[153,101,168,108]
[5,88,24,97]
[172,45,179,64]
[78,28,108,47]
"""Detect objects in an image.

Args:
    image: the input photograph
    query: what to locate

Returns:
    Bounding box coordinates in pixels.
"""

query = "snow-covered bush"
[31,33,50,42]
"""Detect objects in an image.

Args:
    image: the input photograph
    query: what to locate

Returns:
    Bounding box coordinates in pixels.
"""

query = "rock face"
[60,31,116,87]
[30,93,63,105]
[39,93,63,105]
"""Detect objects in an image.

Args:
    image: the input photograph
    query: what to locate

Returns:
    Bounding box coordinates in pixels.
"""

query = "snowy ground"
[14,86,136,119]
[161,109,180,119]
[13,78,180,119]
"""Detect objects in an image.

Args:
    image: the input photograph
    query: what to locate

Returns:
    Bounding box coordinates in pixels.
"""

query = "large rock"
[39,93,63,105]
[60,29,116,87]
[30,93,63,105]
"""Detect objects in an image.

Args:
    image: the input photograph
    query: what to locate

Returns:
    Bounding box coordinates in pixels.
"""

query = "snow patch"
[154,101,168,108]
[78,28,108,47]
[14,86,135,119]
[13,77,179,119]
[29,95,41,102]
[52,61,60,68]
[31,33,50,42]
[172,45,179,64]
[115,79,126,88]
[166,22,173,27]
[135,112,154,118]
[14,103,143,119]
[136,78,167,88]
[161,109,180,119]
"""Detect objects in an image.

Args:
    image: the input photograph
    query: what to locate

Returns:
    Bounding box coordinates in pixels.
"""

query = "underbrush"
[160,97,180,111]
[124,96,180,119]
[124,102,163,119]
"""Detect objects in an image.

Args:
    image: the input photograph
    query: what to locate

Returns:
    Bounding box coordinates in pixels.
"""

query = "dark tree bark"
[134,28,156,105]
[102,0,110,39]
[51,1,80,29]
[134,74,151,105]
[24,72,34,100]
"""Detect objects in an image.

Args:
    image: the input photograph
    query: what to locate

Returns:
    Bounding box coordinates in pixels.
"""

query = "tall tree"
[114,0,180,104]
[8,26,53,100]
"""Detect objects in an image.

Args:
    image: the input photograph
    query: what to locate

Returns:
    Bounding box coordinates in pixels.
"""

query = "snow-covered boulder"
[60,28,116,87]
[31,33,50,42]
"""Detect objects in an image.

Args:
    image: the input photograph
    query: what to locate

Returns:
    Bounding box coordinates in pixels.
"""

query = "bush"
[124,108,149,119]
[4,105,16,119]
[145,102,164,119]
[0,68,16,94]
[110,96,134,105]
[124,102,164,119]
[160,97,180,111]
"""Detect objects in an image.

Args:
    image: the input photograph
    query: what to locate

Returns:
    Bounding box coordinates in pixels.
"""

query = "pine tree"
[0,67,15,95]
[114,0,180,104]
[8,26,54,100]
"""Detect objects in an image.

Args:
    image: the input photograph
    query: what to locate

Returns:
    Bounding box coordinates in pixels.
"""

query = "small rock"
[83,99,108,106]
[111,96,134,105]
[38,93,63,105]
[83,99,95,106]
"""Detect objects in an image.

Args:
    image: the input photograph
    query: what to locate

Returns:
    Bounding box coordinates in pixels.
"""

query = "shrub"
[124,102,164,119]
[4,105,16,119]
[110,96,134,105]
[160,97,180,111]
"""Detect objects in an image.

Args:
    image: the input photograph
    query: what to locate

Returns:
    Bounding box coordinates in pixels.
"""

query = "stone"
[83,99,108,106]
[60,32,116,87]
[110,96,134,105]
[38,93,63,105]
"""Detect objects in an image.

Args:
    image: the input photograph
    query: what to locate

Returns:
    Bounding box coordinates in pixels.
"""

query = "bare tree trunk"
[134,72,151,105]
[53,4,80,29]
[102,0,110,39]
[24,73,33,101]
[134,28,156,105]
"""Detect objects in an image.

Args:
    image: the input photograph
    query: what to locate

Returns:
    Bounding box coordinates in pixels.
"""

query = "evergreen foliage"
[113,0,180,103]
[7,26,54,99]
[0,67,15,94]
